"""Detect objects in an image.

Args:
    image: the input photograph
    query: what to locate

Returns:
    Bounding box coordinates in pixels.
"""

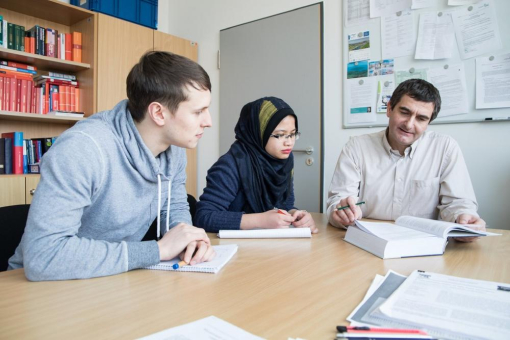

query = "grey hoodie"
[8,100,192,281]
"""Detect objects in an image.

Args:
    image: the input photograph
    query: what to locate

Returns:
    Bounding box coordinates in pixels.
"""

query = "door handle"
[293,147,314,155]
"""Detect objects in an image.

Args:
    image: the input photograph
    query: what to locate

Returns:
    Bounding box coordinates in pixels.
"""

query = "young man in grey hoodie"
[8,51,215,281]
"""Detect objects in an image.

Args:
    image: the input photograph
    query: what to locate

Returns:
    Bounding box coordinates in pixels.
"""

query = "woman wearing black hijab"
[195,96,317,233]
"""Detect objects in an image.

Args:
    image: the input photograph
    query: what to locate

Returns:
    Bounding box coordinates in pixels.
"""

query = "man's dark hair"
[389,79,441,122]
[126,51,211,122]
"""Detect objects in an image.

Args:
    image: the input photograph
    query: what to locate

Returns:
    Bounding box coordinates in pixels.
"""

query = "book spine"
[10,77,16,111]
[4,77,10,111]
[14,24,20,51]
[8,61,37,71]
[72,32,82,63]
[7,23,13,50]
[0,16,2,47]
[75,88,80,112]
[70,86,76,112]
[2,20,7,49]
[0,137,5,174]
[20,25,25,52]
[50,84,59,111]
[21,79,27,113]
[59,85,66,112]
[16,79,21,111]
[64,85,70,111]
[0,77,3,110]
[36,140,42,162]
[13,131,23,174]
[60,33,66,60]
[22,139,28,174]
[4,137,12,174]
[65,33,72,60]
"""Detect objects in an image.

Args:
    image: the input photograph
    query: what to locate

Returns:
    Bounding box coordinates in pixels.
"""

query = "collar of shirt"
[381,128,424,160]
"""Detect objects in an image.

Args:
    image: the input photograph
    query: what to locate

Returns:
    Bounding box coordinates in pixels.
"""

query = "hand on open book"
[454,214,486,243]
[290,210,318,233]
[331,196,363,227]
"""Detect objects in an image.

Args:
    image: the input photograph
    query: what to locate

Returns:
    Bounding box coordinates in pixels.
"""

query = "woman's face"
[264,115,297,159]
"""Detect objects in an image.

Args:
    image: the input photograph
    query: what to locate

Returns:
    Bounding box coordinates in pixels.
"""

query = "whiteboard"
[342,0,510,128]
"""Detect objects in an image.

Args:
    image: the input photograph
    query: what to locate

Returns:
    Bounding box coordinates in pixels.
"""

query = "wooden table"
[1,213,509,339]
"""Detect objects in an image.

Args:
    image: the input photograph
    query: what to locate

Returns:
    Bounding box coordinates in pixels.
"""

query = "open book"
[218,228,311,239]
[145,244,238,273]
[344,216,499,259]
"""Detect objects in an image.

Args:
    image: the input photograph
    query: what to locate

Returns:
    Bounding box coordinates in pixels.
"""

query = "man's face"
[164,86,212,149]
[386,94,433,153]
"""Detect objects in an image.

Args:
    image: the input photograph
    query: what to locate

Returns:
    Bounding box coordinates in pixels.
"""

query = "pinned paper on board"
[428,64,469,117]
[381,10,415,59]
[415,12,455,60]
[395,68,428,86]
[346,77,377,124]
[345,0,370,27]
[452,0,502,60]
[348,31,371,62]
[368,59,394,77]
[376,77,395,113]
[476,53,510,109]
[347,60,369,79]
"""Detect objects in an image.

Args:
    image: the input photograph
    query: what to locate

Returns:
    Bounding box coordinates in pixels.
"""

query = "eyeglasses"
[269,132,301,140]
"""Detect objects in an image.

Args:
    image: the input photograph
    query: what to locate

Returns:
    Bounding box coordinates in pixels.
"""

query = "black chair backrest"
[0,204,30,271]
[142,194,198,241]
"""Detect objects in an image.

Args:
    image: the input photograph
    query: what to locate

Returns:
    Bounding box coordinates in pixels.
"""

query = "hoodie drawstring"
[156,174,172,240]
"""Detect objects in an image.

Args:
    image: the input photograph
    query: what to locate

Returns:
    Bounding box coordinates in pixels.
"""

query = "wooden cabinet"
[0,1,199,206]
[0,175,39,206]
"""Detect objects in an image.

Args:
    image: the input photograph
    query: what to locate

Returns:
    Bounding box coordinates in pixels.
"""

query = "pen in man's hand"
[337,201,365,211]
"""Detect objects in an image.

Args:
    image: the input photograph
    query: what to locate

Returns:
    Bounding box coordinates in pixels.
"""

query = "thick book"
[344,216,499,259]
[218,227,312,239]
[145,244,238,274]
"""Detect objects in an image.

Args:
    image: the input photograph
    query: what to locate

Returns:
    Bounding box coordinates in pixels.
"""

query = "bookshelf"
[0,0,95,206]
[0,1,200,206]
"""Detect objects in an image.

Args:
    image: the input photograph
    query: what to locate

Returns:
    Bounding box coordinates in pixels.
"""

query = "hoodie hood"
[99,99,173,182]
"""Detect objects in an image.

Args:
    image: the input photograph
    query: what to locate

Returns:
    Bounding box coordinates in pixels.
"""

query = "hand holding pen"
[332,197,365,227]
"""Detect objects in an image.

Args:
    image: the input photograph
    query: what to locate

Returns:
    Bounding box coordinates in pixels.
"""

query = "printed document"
[345,0,370,27]
[346,77,377,124]
[476,53,510,109]
[138,316,264,340]
[452,0,502,60]
[428,64,469,117]
[369,0,412,18]
[381,10,415,59]
[376,270,510,340]
[411,0,435,10]
[415,12,455,60]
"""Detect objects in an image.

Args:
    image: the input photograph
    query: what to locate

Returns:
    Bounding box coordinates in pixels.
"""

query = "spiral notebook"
[145,244,238,274]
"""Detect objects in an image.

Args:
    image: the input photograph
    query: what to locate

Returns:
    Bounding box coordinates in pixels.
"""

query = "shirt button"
[398,178,402,182]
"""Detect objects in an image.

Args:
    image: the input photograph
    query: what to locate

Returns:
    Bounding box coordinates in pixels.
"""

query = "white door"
[219,4,323,212]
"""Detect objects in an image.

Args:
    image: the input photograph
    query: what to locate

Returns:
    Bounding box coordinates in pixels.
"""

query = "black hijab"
[229,97,298,213]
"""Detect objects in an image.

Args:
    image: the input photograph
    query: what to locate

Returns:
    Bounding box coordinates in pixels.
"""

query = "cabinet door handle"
[30,189,36,196]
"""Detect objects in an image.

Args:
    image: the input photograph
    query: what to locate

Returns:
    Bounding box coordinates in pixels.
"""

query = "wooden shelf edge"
[0,0,95,26]
[0,174,40,178]
[0,111,84,124]
[0,48,91,73]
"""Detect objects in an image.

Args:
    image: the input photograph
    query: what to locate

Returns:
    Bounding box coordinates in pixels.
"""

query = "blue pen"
[172,260,187,270]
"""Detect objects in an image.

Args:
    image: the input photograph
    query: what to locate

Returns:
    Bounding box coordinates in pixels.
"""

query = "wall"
[160,1,509,230]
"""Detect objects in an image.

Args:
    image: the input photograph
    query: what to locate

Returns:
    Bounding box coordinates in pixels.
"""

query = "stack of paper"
[346,270,510,340]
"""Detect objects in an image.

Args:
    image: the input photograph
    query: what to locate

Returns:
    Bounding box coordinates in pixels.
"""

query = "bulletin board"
[342,0,510,128]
